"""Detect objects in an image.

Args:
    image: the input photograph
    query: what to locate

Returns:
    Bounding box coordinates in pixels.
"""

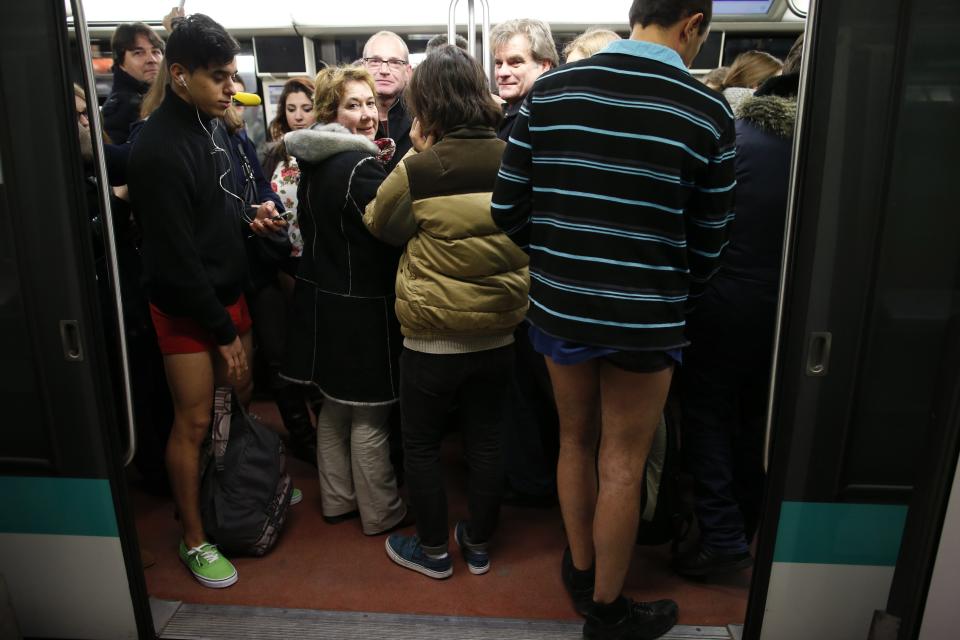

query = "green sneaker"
[291,488,303,506]
[179,541,238,588]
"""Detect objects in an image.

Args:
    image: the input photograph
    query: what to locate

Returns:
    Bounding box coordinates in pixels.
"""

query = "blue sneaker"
[454,520,490,575]
[385,534,453,579]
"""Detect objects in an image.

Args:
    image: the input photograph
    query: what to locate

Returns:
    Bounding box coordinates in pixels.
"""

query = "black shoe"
[583,598,679,640]
[502,487,558,508]
[561,546,594,616]
[322,509,360,525]
[672,545,752,578]
[275,384,317,467]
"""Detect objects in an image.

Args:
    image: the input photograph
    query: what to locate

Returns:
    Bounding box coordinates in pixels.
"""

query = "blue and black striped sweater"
[491,39,736,352]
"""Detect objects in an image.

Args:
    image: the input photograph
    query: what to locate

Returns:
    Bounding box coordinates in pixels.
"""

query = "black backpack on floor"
[199,387,293,556]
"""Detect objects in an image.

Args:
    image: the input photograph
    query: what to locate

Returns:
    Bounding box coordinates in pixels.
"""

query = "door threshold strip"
[157,602,734,640]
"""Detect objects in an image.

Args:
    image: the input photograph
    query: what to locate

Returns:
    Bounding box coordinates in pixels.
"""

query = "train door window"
[836,0,960,496]
[723,34,798,65]
[691,30,723,70]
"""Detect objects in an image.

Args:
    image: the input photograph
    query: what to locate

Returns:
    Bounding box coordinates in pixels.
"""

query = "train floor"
[129,401,751,633]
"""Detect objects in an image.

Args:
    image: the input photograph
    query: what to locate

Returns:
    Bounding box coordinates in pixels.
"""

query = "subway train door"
[0,1,152,638]
[742,0,960,639]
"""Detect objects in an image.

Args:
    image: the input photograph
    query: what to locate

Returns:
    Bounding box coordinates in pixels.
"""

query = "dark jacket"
[376,95,412,173]
[686,76,799,359]
[721,78,798,285]
[127,91,249,345]
[102,66,150,144]
[281,123,401,404]
[496,100,523,142]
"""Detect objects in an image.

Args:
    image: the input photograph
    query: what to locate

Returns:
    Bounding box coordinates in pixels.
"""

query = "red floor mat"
[131,401,749,625]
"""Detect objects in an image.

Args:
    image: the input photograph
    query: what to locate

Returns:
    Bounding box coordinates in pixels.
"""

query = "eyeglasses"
[362,57,408,71]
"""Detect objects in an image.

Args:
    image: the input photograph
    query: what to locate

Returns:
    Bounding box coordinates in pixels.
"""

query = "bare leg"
[546,357,601,572]
[164,331,254,548]
[592,362,673,603]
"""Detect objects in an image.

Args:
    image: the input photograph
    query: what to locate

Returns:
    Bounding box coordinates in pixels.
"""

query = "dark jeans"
[247,281,288,390]
[680,278,773,554]
[503,324,558,497]
[400,345,513,553]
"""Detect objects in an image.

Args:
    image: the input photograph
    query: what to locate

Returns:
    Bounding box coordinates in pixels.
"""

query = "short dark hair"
[405,45,502,139]
[164,14,239,74]
[111,23,164,66]
[628,0,712,33]
[426,33,469,55]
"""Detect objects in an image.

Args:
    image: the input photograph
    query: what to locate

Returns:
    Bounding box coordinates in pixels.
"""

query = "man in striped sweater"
[492,1,735,638]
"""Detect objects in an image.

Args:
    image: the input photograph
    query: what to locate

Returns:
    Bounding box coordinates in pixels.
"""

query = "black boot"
[275,383,317,466]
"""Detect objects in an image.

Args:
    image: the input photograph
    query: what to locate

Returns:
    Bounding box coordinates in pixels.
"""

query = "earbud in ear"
[179,76,187,87]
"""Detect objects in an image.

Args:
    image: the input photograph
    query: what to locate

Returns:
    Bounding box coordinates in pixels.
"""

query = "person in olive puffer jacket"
[364,45,529,580]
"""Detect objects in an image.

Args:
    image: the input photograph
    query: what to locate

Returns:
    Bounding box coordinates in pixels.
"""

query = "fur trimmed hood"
[737,95,798,139]
[284,122,378,164]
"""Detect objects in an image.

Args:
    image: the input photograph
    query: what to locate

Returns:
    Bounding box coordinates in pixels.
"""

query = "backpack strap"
[212,386,233,471]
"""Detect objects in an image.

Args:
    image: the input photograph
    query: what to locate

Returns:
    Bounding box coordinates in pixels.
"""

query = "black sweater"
[128,91,248,345]
[102,66,150,145]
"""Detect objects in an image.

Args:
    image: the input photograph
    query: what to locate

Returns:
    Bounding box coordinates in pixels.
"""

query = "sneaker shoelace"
[189,543,221,566]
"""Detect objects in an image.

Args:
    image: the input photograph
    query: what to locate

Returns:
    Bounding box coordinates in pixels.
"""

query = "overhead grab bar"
[447,0,492,84]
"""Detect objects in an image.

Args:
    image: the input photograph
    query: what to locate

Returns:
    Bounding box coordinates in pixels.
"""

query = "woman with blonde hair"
[563,28,621,63]
[281,65,406,535]
[720,50,783,113]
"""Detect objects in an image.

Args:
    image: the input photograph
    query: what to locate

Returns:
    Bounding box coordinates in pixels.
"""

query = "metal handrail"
[447,0,492,83]
[69,0,138,467]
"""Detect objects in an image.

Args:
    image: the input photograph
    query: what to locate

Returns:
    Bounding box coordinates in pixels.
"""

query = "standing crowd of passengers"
[79,1,804,638]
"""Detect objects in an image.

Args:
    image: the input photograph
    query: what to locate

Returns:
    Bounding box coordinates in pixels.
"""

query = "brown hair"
[563,28,621,62]
[701,66,728,91]
[267,76,315,141]
[139,63,168,119]
[722,50,783,90]
[405,46,502,140]
[490,19,559,67]
[312,65,376,125]
[782,33,805,75]
[111,22,164,67]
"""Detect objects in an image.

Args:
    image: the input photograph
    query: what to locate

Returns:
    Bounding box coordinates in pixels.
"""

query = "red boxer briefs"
[149,295,252,355]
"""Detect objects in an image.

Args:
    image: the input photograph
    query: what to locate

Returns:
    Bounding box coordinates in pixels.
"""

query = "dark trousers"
[503,324,558,496]
[400,345,513,553]
[248,280,288,391]
[680,278,773,554]
[248,280,313,445]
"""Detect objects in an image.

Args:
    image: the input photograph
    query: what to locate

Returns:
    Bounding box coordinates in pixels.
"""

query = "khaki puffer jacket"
[364,126,529,339]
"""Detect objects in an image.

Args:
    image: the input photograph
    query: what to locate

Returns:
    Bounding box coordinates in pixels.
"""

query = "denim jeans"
[400,345,513,553]
[680,278,774,554]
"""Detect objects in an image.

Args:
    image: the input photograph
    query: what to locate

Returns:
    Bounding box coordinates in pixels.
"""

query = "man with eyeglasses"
[362,31,413,171]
